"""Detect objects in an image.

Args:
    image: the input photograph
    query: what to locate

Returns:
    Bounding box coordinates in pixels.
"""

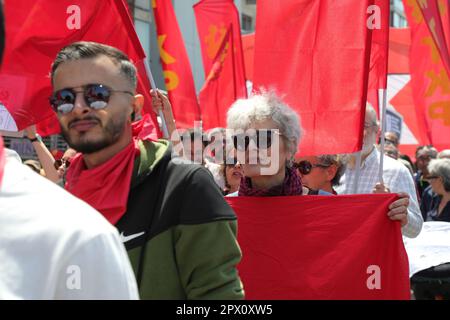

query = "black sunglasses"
[232,130,282,151]
[294,160,330,175]
[54,158,71,170]
[49,84,134,114]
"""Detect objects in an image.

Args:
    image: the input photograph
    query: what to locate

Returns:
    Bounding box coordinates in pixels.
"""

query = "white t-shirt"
[0,156,139,299]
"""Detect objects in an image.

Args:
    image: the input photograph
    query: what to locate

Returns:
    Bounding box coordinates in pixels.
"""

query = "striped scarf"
[238,167,303,197]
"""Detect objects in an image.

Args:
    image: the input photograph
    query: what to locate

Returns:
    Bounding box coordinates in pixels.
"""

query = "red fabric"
[368,0,390,90]
[241,28,411,86]
[152,0,201,129]
[65,115,155,225]
[132,114,158,141]
[0,0,159,137]
[443,0,450,55]
[65,140,137,225]
[403,0,450,151]
[241,34,255,82]
[367,88,380,116]
[0,137,5,188]
[253,0,372,156]
[197,27,234,129]
[388,28,411,74]
[226,194,410,300]
[417,0,450,77]
[193,0,247,130]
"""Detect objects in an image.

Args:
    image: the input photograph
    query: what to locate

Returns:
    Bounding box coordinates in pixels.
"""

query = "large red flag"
[416,0,450,77]
[367,1,390,116]
[253,0,373,156]
[0,0,159,138]
[226,194,410,300]
[368,0,390,91]
[198,27,234,129]
[442,0,450,53]
[152,0,201,129]
[403,0,450,150]
[193,0,247,130]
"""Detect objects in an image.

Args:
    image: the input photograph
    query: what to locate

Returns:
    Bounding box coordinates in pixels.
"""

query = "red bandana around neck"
[238,167,303,197]
[65,115,156,225]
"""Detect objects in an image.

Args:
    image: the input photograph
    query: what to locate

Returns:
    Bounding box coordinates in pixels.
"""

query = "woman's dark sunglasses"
[294,160,330,175]
[232,130,280,151]
[54,158,71,170]
[49,84,134,114]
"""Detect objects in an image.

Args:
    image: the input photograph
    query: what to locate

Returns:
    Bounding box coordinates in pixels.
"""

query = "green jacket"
[116,140,244,299]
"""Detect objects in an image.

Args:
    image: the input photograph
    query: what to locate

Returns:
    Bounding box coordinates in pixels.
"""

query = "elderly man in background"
[336,104,423,238]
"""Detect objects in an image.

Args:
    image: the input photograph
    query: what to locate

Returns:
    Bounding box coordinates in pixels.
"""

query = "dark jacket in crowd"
[116,140,244,299]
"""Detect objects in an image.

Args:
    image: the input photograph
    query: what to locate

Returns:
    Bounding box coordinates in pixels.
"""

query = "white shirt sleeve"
[55,230,139,300]
[388,163,423,238]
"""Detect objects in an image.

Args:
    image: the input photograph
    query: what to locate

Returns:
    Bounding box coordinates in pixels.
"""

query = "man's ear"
[131,94,144,120]
[326,164,338,182]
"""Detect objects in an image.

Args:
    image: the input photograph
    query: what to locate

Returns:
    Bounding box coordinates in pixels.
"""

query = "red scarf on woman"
[0,137,5,188]
[65,115,156,225]
[238,167,303,197]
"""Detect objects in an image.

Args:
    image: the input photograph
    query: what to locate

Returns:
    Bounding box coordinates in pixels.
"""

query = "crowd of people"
[1,5,450,299]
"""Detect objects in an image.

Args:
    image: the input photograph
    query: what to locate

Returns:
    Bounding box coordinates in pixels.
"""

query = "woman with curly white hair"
[226,90,316,196]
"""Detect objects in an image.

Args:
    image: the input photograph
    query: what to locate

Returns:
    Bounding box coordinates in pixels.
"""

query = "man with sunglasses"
[336,104,423,238]
[50,41,243,299]
[0,6,138,299]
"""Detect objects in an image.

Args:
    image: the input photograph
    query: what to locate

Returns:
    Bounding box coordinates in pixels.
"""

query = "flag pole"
[143,59,170,138]
[378,88,387,184]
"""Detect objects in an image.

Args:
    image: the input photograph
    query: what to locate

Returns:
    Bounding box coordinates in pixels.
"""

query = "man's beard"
[61,115,127,154]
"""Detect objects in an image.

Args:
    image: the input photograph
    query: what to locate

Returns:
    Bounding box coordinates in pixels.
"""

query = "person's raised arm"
[24,125,59,182]
[150,89,185,157]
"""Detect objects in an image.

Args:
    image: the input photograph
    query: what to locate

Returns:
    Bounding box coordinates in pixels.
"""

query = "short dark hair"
[51,41,137,89]
[415,145,438,158]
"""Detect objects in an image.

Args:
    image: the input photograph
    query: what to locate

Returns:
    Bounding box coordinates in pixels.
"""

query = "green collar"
[130,139,170,188]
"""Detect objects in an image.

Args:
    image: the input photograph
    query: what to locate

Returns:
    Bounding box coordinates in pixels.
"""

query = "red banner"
[417,0,450,77]
[197,28,234,129]
[368,0,390,91]
[0,0,159,137]
[253,0,373,156]
[193,0,247,130]
[152,0,201,129]
[226,194,410,300]
[403,0,450,150]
